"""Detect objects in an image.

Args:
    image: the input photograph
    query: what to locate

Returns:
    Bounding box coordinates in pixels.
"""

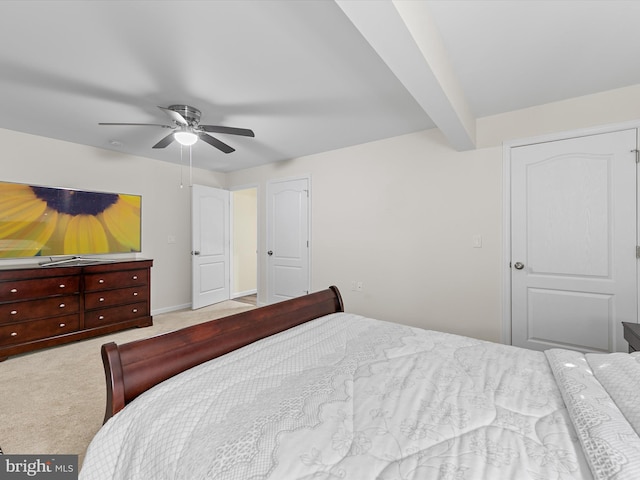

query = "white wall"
[0,128,226,314]
[228,130,503,340]
[477,84,640,149]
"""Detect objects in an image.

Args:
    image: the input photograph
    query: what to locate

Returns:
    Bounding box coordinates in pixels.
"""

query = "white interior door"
[511,129,637,352]
[191,184,230,309]
[266,177,310,304]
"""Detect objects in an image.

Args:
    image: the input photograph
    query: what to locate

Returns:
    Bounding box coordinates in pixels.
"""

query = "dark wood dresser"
[622,322,640,353]
[0,259,152,360]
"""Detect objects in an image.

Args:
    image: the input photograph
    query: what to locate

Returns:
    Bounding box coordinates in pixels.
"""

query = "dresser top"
[0,258,153,279]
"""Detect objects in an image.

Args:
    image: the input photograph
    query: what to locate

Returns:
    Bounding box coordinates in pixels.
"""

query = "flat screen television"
[0,181,141,265]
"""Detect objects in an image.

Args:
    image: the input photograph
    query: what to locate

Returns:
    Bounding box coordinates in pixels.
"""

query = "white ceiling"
[0,0,639,172]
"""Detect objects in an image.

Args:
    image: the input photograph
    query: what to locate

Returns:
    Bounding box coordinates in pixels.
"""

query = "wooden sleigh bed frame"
[100,286,344,423]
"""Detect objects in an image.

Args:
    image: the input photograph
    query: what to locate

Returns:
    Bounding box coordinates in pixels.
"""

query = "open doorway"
[231,187,258,304]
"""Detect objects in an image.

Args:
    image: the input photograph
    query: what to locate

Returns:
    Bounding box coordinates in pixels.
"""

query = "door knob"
[513,262,524,270]
[191,250,200,256]
[267,250,273,256]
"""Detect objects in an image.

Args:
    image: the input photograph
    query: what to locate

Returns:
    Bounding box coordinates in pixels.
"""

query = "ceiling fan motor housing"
[168,105,201,126]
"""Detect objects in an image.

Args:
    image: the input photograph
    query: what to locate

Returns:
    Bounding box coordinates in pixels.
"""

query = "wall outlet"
[356,281,363,292]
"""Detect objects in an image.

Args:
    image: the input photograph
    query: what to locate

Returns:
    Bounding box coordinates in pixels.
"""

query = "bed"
[80,286,640,479]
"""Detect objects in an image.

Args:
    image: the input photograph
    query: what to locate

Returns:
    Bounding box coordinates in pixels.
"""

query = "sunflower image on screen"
[0,182,141,258]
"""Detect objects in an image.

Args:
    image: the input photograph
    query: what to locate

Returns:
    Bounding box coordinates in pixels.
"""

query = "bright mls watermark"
[1,455,78,479]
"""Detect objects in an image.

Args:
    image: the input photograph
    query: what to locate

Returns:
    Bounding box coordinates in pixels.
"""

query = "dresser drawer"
[0,276,79,302]
[84,269,148,292]
[0,295,80,325]
[85,286,149,310]
[84,302,149,329]
[0,314,79,346]
[0,259,152,360]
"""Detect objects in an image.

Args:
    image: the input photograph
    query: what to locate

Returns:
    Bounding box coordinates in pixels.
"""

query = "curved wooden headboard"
[101,286,344,423]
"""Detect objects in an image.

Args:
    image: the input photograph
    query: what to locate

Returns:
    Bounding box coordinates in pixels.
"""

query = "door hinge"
[632,149,640,163]
[307,240,309,248]
[637,246,640,259]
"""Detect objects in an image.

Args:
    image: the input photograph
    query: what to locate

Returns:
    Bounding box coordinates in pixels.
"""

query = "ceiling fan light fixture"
[174,130,198,146]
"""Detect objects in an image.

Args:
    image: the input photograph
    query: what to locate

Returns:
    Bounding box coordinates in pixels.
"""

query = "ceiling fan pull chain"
[180,145,184,189]
[189,145,193,187]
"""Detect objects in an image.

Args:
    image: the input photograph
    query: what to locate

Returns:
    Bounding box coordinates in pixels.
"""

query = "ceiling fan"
[99,105,254,154]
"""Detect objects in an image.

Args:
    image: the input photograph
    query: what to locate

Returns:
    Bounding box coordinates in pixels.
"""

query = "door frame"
[229,183,259,302]
[501,119,640,345]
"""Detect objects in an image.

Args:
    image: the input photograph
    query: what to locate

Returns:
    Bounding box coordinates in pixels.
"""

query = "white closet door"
[266,177,310,304]
[511,129,637,352]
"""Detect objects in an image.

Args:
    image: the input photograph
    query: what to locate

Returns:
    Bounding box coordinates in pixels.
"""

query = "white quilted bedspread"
[80,313,640,479]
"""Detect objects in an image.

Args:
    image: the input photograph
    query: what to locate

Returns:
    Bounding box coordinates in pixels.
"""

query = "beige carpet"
[0,300,255,467]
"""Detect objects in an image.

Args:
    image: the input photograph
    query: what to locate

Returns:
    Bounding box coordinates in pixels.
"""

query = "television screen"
[0,181,141,259]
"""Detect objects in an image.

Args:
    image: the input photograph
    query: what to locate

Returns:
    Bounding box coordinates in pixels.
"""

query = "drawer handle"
[99,315,105,320]
[59,284,66,288]
[99,297,105,302]
[10,310,17,315]
[132,275,138,280]
[10,288,17,293]
[59,323,66,328]
[133,292,138,296]
[132,308,138,313]
[98,279,105,284]
[59,303,66,308]
[10,332,17,337]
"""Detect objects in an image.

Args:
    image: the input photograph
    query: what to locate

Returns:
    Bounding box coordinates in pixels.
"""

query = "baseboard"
[154,293,258,315]
[232,289,257,299]
[151,303,191,316]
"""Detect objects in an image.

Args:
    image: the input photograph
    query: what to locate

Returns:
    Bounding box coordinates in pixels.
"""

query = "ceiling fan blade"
[198,132,235,154]
[199,125,255,137]
[152,133,176,149]
[99,123,174,128]
[157,106,188,126]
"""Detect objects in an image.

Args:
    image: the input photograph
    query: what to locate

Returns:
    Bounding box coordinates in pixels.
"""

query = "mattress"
[80,313,640,479]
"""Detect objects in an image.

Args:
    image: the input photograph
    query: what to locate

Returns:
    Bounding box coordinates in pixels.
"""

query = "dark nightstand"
[622,322,640,353]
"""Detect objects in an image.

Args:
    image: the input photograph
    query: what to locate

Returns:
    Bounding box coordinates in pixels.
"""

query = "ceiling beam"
[335,0,476,150]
